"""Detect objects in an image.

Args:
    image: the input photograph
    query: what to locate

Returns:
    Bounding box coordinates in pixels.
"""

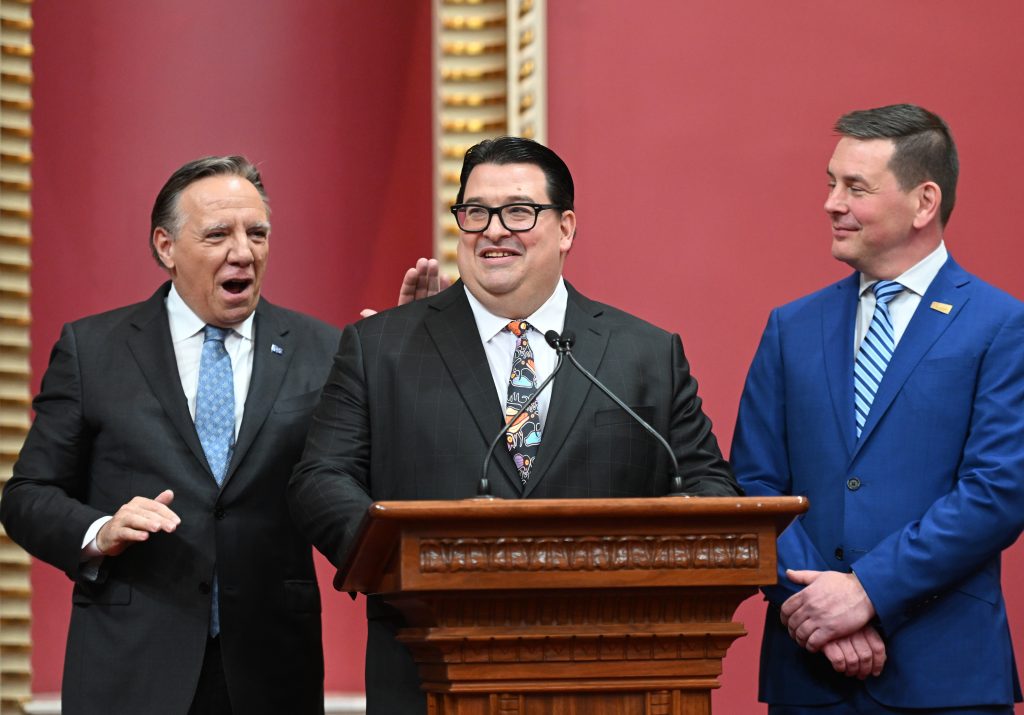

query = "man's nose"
[227,232,255,263]
[481,211,510,238]
[824,187,846,214]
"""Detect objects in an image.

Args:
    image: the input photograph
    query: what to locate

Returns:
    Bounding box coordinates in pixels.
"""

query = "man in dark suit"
[0,156,442,714]
[732,104,1024,713]
[288,136,741,714]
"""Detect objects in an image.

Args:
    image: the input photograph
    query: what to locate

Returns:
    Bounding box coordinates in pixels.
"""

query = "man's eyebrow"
[827,169,869,184]
[463,194,537,204]
[200,220,271,232]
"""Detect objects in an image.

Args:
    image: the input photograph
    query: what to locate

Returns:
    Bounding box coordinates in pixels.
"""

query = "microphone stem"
[478,352,566,496]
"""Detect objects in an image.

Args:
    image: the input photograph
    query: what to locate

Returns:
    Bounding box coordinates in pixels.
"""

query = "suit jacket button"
[214,507,226,520]
[846,477,862,491]
[834,547,844,560]
[198,581,211,594]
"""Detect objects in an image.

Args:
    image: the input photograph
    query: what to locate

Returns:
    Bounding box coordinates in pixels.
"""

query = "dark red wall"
[26,1,1024,711]
[28,0,434,696]
[545,3,1024,711]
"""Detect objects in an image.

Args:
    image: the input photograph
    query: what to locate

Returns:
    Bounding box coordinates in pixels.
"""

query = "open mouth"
[222,279,252,295]
[480,249,520,259]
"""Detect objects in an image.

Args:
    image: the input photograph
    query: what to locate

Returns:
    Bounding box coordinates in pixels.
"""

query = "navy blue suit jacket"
[731,257,1024,708]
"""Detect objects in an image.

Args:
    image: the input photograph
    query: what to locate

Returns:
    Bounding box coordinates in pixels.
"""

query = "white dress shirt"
[855,241,948,354]
[464,278,568,423]
[165,284,255,435]
[81,285,256,557]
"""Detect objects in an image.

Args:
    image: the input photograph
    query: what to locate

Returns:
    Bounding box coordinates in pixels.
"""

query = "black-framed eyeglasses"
[450,203,561,233]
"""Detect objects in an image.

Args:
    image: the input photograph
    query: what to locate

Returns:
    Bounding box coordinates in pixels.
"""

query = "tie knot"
[203,325,230,343]
[872,280,904,305]
[505,320,532,338]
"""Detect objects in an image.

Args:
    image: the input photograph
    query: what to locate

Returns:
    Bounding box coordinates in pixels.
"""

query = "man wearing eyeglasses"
[289,136,741,714]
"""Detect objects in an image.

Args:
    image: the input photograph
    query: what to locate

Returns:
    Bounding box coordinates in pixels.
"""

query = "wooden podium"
[338,496,806,715]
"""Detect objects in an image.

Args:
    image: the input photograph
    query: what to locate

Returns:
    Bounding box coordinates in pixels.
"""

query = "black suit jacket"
[288,281,738,714]
[1,282,341,715]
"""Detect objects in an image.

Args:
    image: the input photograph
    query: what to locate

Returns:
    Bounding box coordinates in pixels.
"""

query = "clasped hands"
[781,569,886,680]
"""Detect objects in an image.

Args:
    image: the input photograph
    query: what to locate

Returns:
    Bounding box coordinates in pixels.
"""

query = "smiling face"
[455,162,575,318]
[825,137,938,279]
[152,174,270,327]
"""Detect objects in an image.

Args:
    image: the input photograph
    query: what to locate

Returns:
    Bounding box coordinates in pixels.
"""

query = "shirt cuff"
[81,515,113,560]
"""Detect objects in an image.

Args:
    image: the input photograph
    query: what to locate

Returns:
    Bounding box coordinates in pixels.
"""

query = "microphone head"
[544,330,561,349]
[561,330,576,348]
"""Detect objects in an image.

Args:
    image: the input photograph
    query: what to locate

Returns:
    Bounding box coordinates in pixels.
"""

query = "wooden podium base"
[397,587,755,714]
[340,498,806,715]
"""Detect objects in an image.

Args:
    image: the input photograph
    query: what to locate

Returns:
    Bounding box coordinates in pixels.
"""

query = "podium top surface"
[336,496,806,593]
[363,495,806,521]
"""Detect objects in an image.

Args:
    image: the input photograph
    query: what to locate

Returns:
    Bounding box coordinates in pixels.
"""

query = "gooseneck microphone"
[553,330,689,496]
[476,330,570,498]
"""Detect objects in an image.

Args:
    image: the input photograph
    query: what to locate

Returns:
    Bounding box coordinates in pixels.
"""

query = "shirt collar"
[465,278,568,344]
[165,283,255,343]
[859,241,948,298]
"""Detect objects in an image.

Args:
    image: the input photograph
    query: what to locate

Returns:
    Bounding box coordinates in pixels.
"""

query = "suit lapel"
[126,283,211,476]
[852,259,969,459]
[424,283,521,492]
[224,300,292,485]
[822,274,859,460]
[523,286,607,497]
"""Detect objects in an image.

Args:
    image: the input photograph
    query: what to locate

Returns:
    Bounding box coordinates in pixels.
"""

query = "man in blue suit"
[732,104,1024,713]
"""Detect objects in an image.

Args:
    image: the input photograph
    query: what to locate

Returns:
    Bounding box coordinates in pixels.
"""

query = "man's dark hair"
[835,104,958,226]
[456,136,574,211]
[150,155,269,266]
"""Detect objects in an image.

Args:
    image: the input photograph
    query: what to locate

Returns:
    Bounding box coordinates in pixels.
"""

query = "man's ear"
[559,209,576,254]
[912,182,941,230]
[153,227,175,270]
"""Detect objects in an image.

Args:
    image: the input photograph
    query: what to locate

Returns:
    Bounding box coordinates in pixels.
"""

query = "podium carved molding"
[419,534,761,575]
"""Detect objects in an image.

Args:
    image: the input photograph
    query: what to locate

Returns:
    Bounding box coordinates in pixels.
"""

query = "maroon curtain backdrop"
[27,2,1024,711]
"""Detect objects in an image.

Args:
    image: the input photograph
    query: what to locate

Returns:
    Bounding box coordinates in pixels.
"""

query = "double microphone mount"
[477,330,690,498]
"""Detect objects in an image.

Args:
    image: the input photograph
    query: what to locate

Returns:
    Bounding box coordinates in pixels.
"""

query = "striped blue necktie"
[195,325,234,637]
[854,280,904,439]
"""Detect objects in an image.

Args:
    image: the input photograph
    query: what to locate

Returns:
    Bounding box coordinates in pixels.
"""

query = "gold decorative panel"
[433,0,547,276]
[0,1,33,712]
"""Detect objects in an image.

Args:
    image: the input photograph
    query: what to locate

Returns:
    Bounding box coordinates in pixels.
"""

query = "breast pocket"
[593,405,654,428]
[903,356,978,413]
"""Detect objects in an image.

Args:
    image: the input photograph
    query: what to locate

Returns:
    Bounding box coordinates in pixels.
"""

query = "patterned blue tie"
[854,280,904,439]
[195,325,234,637]
[504,320,542,485]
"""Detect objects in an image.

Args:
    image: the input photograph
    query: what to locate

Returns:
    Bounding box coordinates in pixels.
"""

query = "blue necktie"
[504,320,542,485]
[854,280,904,439]
[195,325,234,637]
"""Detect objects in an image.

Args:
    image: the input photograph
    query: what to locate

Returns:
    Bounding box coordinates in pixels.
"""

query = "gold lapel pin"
[930,301,953,314]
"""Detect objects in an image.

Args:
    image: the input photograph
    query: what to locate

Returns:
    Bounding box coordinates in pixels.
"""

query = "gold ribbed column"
[0,0,33,713]
[433,0,547,276]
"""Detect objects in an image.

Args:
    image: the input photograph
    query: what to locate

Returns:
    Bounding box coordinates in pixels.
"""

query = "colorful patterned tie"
[854,280,904,439]
[194,325,234,637]
[504,320,542,485]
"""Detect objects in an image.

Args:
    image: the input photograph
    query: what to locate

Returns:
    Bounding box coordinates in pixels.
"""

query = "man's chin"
[214,298,259,327]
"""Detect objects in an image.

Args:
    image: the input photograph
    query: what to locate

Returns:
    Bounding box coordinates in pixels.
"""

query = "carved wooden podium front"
[338,497,806,715]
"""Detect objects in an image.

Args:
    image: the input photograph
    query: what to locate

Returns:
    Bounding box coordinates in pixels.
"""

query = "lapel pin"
[929,301,953,315]
[271,344,284,355]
